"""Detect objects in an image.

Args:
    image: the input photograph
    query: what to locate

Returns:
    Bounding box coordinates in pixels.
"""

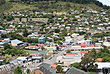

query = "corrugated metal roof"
[66,67,89,74]
[38,36,45,39]
[11,39,23,44]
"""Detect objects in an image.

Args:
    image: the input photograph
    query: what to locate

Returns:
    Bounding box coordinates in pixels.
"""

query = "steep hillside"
[0,1,104,14]
[0,2,35,14]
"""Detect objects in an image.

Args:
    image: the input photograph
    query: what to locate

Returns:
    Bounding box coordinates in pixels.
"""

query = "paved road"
[24,44,73,72]
[42,45,73,65]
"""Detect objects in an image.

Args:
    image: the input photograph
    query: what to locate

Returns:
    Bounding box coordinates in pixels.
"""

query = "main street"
[25,44,73,72]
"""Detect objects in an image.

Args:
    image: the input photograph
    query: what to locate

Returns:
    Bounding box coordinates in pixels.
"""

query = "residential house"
[0,38,10,48]
[28,33,40,38]
[25,45,38,50]
[28,51,47,56]
[11,39,24,47]
[38,36,46,43]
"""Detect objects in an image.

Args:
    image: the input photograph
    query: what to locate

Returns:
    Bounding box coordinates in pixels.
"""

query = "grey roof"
[66,67,89,74]
[38,63,56,74]
[38,36,45,39]
[11,39,23,44]
[39,66,51,74]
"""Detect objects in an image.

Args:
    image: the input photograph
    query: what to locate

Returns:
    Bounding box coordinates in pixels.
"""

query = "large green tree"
[4,47,25,56]
[14,66,22,74]
[23,28,28,37]
[0,0,6,5]
[102,56,110,62]
[80,51,98,72]
[66,49,71,53]
[26,69,31,74]
[3,43,11,50]
[56,65,63,73]
[71,62,80,69]
[54,29,60,33]
[3,54,13,64]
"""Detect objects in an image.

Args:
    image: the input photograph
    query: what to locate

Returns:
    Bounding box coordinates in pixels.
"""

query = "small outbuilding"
[38,36,46,43]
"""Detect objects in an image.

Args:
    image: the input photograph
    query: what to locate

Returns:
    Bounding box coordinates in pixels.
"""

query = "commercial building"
[11,39,23,47]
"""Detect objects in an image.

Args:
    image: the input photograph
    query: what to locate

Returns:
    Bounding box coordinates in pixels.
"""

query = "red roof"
[96,58,103,62]
[66,53,74,56]
[59,45,62,47]
[95,45,99,47]
[78,44,87,47]
[28,45,37,48]
[51,64,57,68]
[29,54,36,56]
[90,44,94,47]
[80,51,88,53]
[30,70,43,74]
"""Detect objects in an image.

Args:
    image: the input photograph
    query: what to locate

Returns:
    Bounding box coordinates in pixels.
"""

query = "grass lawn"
[10,3,36,11]
[24,50,30,52]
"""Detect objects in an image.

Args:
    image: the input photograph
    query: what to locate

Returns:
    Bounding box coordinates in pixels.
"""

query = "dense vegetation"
[8,0,110,10]
[1,34,38,43]
[71,46,110,72]
[0,0,6,5]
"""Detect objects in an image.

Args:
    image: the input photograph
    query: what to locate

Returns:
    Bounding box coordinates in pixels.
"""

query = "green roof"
[46,47,56,51]
[28,51,47,55]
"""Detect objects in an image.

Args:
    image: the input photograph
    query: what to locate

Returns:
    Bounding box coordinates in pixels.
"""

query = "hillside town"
[0,1,110,74]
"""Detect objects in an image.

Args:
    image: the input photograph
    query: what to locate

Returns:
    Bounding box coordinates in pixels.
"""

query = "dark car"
[49,57,52,60]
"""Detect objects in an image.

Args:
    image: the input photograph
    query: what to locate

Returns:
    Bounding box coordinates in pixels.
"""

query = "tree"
[56,65,63,73]
[1,34,8,38]
[54,29,60,33]
[0,48,4,56]
[73,18,77,21]
[26,69,31,74]
[23,28,28,37]
[0,0,6,5]
[102,56,110,62]
[87,72,94,74]
[19,17,22,22]
[80,52,98,72]
[91,48,96,59]
[4,47,25,56]
[9,0,14,2]
[66,49,71,53]
[38,5,43,9]
[6,15,14,21]
[71,62,80,69]
[3,54,13,64]
[14,66,22,74]
[92,38,98,43]
[3,43,11,50]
